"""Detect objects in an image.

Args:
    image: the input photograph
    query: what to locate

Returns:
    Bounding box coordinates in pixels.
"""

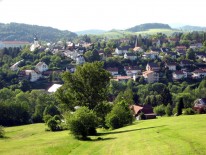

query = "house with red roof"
[130,104,156,120]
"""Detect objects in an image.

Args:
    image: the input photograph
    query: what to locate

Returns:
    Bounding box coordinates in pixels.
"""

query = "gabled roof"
[173,70,184,75]
[147,62,159,68]
[125,53,136,56]
[48,84,62,93]
[124,66,140,71]
[107,67,118,72]
[166,62,176,66]
[181,60,193,65]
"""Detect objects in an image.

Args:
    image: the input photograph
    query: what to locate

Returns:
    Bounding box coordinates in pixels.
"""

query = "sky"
[0,0,206,32]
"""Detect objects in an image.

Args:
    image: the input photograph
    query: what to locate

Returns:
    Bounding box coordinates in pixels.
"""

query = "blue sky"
[0,0,206,32]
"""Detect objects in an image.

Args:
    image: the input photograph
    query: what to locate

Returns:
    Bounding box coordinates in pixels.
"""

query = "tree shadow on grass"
[79,137,116,141]
[97,125,167,136]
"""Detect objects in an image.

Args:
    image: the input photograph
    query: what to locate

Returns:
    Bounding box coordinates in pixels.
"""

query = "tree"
[165,104,172,116]
[67,107,98,139]
[154,104,166,116]
[58,62,111,111]
[176,98,184,115]
[186,49,195,61]
[0,126,5,138]
[105,103,133,129]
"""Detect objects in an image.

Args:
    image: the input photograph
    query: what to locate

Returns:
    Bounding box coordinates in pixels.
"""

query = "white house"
[115,47,129,55]
[35,62,48,73]
[146,62,160,72]
[124,53,137,60]
[172,71,187,80]
[0,41,30,49]
[25,70,41,82]
[165,62,176,71]
[10,60,24,71]
[192,69,206,79]
[142,51,159,59]
[124,66,141,77]
[133,47,143,53]
[142,70,159,83]
[76,55,85,65]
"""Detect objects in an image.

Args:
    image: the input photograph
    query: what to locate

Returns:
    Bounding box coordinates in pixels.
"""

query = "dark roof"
[148,62,159,68]
[118,46,132,51]
[125,53,136,56]
[106,67,118,72]
[181,60,193,65]
[124,66,140,70]
[166,62,176,66]
[165,51,176,56]
[173,70,184,75]
[161,48,171,52]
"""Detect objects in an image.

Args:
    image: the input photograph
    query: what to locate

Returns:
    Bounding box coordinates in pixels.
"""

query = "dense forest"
[126,23,172,32]
[0,23,77,42]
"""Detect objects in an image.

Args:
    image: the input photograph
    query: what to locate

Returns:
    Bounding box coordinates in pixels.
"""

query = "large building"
[0,41,30,49]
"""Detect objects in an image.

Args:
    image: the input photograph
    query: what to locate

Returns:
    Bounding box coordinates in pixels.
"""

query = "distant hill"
[76,29,106,35]
[0,23,77,42]
[180,25,206,31]
[126,23,172,32]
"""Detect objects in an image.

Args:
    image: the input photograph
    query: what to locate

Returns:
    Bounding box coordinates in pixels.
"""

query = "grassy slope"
[100,29,181,39]
[135,29,181,36]
[1,115,206,155]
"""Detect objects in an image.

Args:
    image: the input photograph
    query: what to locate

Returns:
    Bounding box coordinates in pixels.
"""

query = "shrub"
[105,104,134,129]
[182,108,195,115]
[46,115,63,131]
[0,126,5,138]
[165,104,172,116]
[154,104,166,116]
[43,114,52,123]
[67,107,98,139]
[138,112,146,120]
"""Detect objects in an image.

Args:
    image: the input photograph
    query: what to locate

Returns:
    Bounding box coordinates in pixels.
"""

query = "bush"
[154,104,166,116]
[0,126,5,138]
[182,108,195,115]
[105,104,133,129]
[67,107,98,139]
[43,114,52,123]
[46,115,63,131]
[165,104,172,116]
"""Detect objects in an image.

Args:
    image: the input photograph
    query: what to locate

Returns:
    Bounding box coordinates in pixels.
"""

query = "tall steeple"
[135,35,138,47]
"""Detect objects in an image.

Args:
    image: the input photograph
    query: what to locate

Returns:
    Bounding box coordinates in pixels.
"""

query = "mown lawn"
[1,114,206,155]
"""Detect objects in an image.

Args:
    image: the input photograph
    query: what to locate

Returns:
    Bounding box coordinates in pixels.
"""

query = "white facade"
[25,70,41,82]
[172,71,187,80]
[76,55,85,65]
[35,62,48,73]
[0,41,30,49]
[143,70,159,83]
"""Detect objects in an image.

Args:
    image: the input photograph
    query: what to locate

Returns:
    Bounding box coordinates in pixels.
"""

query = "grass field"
[135,29,181,36]
[1,115,206,155]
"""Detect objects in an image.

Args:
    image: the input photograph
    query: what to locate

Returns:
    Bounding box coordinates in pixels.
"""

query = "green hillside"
[135,28,181,36]
[1,115,206,155]
[126,23,172,32]
[0,23,77,42]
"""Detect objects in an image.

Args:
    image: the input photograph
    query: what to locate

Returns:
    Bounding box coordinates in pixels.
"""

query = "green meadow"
[1,114,206,155]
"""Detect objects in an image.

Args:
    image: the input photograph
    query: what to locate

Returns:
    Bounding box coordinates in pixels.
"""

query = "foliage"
[154,104,166,116]
[176,98,184,115]
[58,62,111,111]
[0,22,77,42]
[165,104,173,116]
[0,126,4,138]
[182,108,195,115]
[67,107,98,139]
[105,104,133,129]
[47,115,62,131]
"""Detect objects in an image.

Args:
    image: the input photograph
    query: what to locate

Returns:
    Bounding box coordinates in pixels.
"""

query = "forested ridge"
[0,23,77,42]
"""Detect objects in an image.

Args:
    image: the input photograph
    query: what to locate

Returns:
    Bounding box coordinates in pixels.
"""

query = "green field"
[135,29,181,36]
[1,115,206,155]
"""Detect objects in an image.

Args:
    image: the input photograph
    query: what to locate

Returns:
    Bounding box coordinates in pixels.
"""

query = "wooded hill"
[0,23,77,42]
[126,23,172,32]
